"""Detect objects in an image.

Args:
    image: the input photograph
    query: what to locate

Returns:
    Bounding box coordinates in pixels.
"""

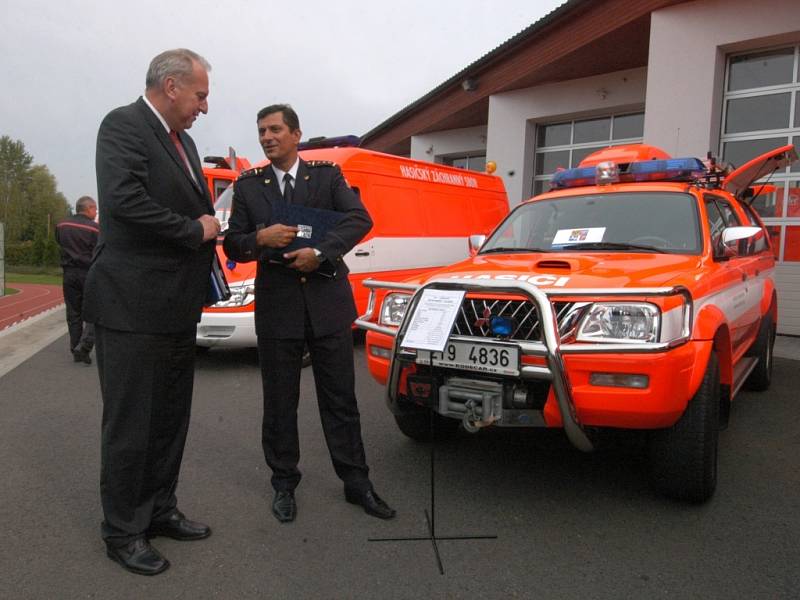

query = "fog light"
[589,372,649,389]
[369,345,391,359]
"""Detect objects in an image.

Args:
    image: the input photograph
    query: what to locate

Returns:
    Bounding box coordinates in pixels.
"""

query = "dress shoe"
[147,510,211,541]
[272,490,296,523]
[106,538,169,576]
[345,488,396,520]
[72,350,92,364]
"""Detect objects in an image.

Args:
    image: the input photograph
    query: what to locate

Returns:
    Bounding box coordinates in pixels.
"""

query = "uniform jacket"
[85,97,215,334]
[55,213,99,269]
[223,160,373,339]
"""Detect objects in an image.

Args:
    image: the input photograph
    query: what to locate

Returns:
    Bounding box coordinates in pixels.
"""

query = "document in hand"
[267,203,344,276]
[206,252,232,306]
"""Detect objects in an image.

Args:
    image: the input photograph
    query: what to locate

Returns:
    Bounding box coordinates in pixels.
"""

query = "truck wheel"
[394,408,459,442]
[744,315,774,392]
[648,351,720,503]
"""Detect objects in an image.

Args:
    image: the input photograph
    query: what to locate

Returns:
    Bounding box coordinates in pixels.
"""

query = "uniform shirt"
[55,213,99,269]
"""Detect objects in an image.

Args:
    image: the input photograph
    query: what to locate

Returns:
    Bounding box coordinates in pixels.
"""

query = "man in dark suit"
[85,48,220,576]
[224,104,395,523]
[55,195,99,364]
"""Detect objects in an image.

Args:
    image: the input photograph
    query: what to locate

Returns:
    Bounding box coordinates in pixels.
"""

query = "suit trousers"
[257,322,370,494]
[62,267,94,352]
[95,324,196,547]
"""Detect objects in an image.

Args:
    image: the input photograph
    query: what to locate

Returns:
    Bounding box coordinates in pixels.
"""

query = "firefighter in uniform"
[223,103,395,523]
[55,195,99,363]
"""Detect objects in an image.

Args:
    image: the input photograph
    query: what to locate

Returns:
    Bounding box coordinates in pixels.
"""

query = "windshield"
[481,192,702,255]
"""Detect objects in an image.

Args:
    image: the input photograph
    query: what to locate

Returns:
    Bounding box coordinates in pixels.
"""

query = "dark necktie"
[283,173,294,203]
[169,130,194,180]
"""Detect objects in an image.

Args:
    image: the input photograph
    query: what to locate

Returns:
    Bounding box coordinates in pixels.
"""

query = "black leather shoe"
[147,510,211,541]
[272,490,296,523]
[345,488,396,520]
[106,538,169,576]
[72,350,91,364]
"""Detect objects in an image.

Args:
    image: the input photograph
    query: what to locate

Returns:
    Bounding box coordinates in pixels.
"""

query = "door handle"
[355,250,370,257]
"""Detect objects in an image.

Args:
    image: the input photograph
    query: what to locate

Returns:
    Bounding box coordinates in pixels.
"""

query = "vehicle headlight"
[380,293,411,326]
[212,282,255,308]
[576,303,659,343]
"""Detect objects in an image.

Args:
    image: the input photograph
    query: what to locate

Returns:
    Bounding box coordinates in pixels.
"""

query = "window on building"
[721,44,800,262]
[441,154,486,172]
[532,112,644,196]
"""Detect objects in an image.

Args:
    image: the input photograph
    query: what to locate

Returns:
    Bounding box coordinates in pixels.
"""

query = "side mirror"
[721,226,762,258]
[468,234,486,256]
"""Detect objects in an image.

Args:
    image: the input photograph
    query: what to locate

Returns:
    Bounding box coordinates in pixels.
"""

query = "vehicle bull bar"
[355,278,694,454]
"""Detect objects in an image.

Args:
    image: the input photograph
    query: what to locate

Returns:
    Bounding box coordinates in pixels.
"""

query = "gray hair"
[75,195,96,214]
[145,48,211,89]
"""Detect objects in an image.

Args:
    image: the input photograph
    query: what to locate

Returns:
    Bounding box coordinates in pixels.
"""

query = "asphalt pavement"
[1,313,799,599]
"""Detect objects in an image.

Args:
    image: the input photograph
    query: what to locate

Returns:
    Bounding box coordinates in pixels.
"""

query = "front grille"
[451,298,573,342]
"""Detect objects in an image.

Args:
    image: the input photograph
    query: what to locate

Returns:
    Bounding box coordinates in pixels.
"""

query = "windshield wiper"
[560,242,666,253]
[480,246,551,254]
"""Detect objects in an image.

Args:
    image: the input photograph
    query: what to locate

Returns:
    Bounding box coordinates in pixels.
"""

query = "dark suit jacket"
[223,160,372,339]
[85,97,215,334]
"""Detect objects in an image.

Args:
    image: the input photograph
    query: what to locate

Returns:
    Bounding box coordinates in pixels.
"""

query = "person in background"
[224,103,395,525]
[55,195,99,364]
[85,48,220,576]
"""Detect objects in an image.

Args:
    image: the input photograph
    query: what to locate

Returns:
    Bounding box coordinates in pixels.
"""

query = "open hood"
[722,144,798,199]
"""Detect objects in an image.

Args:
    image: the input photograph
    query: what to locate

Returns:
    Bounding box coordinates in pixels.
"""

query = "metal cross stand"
[367,410,497,575]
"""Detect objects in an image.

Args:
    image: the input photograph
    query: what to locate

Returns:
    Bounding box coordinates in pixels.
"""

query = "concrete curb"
[0,305,68,378]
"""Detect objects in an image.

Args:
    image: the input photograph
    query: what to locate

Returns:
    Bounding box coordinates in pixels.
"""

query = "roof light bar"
[550,157,706,189]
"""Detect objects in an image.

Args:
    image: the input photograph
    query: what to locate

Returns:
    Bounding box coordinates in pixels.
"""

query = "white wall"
[486,68,647,205]
[645,0,800,157]
[410,126,487,163]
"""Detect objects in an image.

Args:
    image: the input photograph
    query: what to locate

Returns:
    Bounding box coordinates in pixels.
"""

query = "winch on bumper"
[356,278,694,454]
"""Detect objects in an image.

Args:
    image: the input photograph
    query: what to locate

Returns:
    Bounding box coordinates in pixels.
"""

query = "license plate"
[417,341,520,376]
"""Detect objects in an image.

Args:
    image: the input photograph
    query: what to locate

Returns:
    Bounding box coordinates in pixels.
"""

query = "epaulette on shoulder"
[305,160,337,168]
[237,166,264,180]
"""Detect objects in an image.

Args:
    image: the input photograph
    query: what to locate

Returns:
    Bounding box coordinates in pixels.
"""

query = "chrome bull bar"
[355,278,694,454]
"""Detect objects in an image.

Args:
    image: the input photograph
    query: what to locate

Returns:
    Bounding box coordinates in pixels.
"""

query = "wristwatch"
[312,248,323,261]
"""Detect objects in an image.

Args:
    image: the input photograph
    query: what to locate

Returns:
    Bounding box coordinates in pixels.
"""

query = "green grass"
[3,287,20,295]
[5,270,63,285]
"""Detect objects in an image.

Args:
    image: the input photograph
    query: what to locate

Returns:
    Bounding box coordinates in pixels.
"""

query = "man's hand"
[283,247,321,272]
[256,224,299,248]
[198,214,221,241]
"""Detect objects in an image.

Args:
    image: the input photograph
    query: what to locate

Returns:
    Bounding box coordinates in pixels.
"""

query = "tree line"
[1,135,71,266]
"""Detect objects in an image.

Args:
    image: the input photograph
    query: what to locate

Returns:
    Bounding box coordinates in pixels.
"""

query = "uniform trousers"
[95,324,196,547]
[62,267,94,352]
[257,321,371,494]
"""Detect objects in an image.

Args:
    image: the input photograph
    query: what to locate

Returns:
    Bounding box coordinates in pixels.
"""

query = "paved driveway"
[1,337,798,599]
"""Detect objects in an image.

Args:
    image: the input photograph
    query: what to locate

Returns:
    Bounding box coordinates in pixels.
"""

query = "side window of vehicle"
[704,197,727,254]
[740,202,769,253]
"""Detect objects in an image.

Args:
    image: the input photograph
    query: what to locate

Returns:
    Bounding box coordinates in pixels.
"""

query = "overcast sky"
[1,0,564,206]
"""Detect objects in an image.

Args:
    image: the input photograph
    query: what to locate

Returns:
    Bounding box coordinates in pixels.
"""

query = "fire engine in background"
[196,137,509,349]
[357,143,796,503]
[201,150,251,202]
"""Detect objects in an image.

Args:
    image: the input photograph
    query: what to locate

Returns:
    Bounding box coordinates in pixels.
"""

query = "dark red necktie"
[169,130,193,177]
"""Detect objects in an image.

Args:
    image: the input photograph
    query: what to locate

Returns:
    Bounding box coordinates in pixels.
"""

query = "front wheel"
[648,351,720,503]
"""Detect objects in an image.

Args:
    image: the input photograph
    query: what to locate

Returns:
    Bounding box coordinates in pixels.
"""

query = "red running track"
[0,283,64,331]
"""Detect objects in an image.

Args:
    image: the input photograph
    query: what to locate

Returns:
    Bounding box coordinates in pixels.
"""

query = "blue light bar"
[551,167,595,189]
[549,157,706,189]
[627,158,706,181]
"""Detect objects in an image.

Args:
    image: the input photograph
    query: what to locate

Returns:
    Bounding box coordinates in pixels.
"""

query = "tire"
[394,407,460,442]
[648,351,720,503]
[744,315,774,392]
